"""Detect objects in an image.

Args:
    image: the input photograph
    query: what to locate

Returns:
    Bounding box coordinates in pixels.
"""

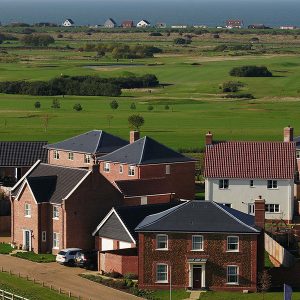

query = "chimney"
[205,131,213,146]
[130,131,140,144]
[254,196,265,229]
[284,126,294,142]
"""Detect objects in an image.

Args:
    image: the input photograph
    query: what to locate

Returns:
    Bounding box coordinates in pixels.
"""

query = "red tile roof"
[204,142,296,179]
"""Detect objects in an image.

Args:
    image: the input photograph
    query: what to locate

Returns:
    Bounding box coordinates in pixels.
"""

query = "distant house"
[62,19,74,27]
[104,18,117,28]
[137,20,151,28]
[226,20,243,29]
[155,22,167,29]
[171,25,187,29]
[248,24,271,30]
[280,26,297,30]
[122,20,134,28]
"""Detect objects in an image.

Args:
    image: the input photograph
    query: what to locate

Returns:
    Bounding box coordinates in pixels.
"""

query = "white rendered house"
[137,20,151,28]
[62,19,74,27]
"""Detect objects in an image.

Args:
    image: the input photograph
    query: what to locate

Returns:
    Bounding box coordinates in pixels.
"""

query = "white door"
[101,238,114,251]
[119,241,132,249]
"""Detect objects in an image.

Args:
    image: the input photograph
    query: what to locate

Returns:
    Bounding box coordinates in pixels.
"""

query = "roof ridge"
[94,130,103,153]
[212,202,259,233]
[39,163,90,173]
[139,136,147,164]
[115,177,166,183]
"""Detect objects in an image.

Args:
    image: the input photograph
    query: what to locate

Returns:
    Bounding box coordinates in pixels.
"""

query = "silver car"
[56,248,82,266]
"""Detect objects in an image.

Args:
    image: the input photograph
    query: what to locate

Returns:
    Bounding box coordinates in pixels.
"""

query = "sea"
[0,0,299,28]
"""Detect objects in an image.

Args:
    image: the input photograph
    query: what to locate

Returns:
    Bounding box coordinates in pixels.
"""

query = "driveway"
[0,254,139,300]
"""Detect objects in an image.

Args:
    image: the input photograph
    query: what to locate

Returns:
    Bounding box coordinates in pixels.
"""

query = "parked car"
[56,248,81,266]
[74,250,98,270]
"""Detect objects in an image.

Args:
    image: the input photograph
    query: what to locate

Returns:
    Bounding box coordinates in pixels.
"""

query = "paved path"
[0,254,139,300]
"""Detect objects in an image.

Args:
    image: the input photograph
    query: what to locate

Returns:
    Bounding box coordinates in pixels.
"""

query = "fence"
[265,233,296,267]
[0,289,29,300]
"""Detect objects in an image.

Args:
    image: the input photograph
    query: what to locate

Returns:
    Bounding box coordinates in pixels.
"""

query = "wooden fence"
[0,289,29,300]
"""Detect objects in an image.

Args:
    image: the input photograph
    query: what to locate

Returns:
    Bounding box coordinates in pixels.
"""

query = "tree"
[230,66,273,77]
[128,114,145,131]
[106,115,114,128]
[258,270,271,300]
[110,100,119,111]
[164,105,170,110]
[41,114,49,132]
[130,102,136,110]
[73,103,83,111]
[34,101,41,109]
[51,98,60,109]
[147,104,154,111]
[22,34,55,47]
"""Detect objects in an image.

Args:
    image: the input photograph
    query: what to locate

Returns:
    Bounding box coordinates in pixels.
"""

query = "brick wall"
[99,162,139,182]
[138,232,259,291]
[123,194,173,206]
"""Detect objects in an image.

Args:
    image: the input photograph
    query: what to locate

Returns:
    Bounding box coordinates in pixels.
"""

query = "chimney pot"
[284,126,294,142]
[205,131,213,146]
[130,131,140,144]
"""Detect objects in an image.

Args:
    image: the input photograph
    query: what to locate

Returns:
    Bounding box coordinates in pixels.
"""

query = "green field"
[1,31,300,149]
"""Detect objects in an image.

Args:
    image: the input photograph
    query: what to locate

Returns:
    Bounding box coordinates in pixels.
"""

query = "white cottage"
[204,128,296,222]
[62,19,74,27]
[137,20,151,28]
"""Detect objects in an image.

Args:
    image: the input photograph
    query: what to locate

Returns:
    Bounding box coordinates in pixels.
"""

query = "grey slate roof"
[98,136,195,165]
[0,141,47,167]
[12,163,90,204]
[135,201,260,234]
[45,130,128,154]
[295,136,300,149]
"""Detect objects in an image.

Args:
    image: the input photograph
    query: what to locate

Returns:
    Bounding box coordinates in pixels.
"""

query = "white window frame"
[156,234,168,250]
[128,165,135,176]
[227,265,239,285]
[166,165,171,175]
[53,150,60,160]
[24,203,31,218]
[68,152,74,161]
[248,203,255,215]
[297,150,300,159]
[53,232,60,249]
[267,180,278,189]
[42,231,47,242]
[156,263,168,283]
[53,206,59,219]
[227,236,239,252]
[119,164,123,174]
[104,162,110,173]
[219,179,229,189]
[265,204,280,213]
[84,154,91,164]
[192,235,204,251]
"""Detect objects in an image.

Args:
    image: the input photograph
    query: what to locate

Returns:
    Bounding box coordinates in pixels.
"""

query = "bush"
[149,32,162,36]
[174,38,191,45]
[110,100,119,110]
[34,101,41,109]
[22,34,54,47]
[230,65,273,77]
[51,98,60,109]
[147,105,154,111]
[164,104,170,110]
[130,102,136,110]
[224,93,255,99]
[73,103,83,111]
[124,273,138,280]
[128,114,145,130]
[221,81,245,93]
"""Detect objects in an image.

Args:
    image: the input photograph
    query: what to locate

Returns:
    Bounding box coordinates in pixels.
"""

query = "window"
[104,163,110,173]
[297,150,300,159]
[42,231,47,242]
[219,179,229,189]
[222,203,232,208]
[166,165,171,175]
[68,152,74,161]
[119,165,123,174]
[84,154,91,164]
[53,206,59,219]
[248,203,255,215]
[156,234,168,250]
[54,150,60,160]
[267,180,278,189]
[227,266,239,284]
[128,166,135,176]
[25,203,31,217]
[156,264,168,283]
[250,180,254,187]
[265,204,280,213]
[53,232,60,249]
[192,235,204,251]
[227,236,239,252]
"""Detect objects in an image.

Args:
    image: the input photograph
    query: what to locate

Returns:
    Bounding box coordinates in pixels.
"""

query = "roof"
[0,141,47,167]
[99,136,195,165]
[115,178,174,197]
[45,130,128,154]
[93,201,183,242]
[135,200,260,234]
[139,20,150,24]
[122,20,134,25]
[204,141,296,179]
[12,163,90,204]
[294,136,300,149]
[65,19,74,24]
[105,18,117,25]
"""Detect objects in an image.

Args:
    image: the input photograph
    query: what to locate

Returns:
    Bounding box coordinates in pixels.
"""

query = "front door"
[193,266,202,289]
[23,230,31,251]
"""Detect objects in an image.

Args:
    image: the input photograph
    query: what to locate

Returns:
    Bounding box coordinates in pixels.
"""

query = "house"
[98,131,196,202]
[122,20,134,28]
[204,128,296,222]
[248,24,271,29]
[171,25,187,29]
[280,26,297,30]
[45,130,128,168]
[137,20,151,28]
[104,18,117,28]
[136,199,265,291]
[226,20,243,29]
[93,202,182,273]
[10,161,123,254]
[0,141,47,187]
[155,22,167,29]
[62,19,74,27]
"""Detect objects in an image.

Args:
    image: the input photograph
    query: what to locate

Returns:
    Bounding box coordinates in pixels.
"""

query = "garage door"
[101,238,114,251]
[119,241,132,249]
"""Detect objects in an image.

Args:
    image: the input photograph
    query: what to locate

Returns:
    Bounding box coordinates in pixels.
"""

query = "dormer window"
[128,166,135,176]
[104,163,110,173]
[54,150,60,160]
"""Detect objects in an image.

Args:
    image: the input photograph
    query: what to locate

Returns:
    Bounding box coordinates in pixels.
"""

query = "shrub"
[128,114,145,130]
[174,37,191,45]
[224,93,255,99]
[230,65,273,77]
[124,273,138,280]
[34,101,41,109]
[221,81,245,93]
[147,104,154,111]
[51,98,60,109]
[110,100,119,110]
[22,34,54,47]
[164,104,170,110]
[149,32,162,36]
[73,103,83,111]
[130,102,136,110]
[57,34,63,38]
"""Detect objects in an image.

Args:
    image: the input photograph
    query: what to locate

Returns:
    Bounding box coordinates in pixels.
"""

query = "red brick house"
[10,161,123,254]
[122,20,134,28]
[45,130,128,169]
[136,199,265,291]
[98,131,196,204]
[226,20,243,29]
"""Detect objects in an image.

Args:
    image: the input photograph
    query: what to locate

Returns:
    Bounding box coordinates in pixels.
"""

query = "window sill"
[265,212,281,214]
[191,249,204,252]
[156,248,168,251]
[226,250,239,253]
[226,283,239,286]
[25,215,31,218]
[156,281,169,284]
[267,188,279,190]
[53,247,59,250]
[53,217,59,220]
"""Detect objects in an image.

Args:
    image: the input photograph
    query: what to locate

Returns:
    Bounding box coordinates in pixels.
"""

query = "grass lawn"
[0,271,72,300]
[153,289,190,300]
[0,243,13,255]
[11,252,56,263]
